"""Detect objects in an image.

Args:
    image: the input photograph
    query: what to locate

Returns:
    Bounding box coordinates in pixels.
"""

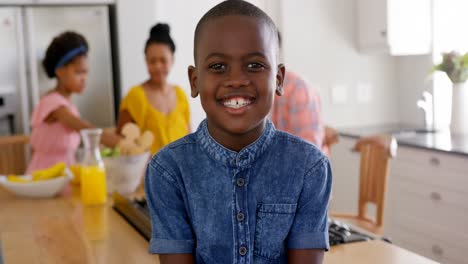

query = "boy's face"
[189,15,285,137]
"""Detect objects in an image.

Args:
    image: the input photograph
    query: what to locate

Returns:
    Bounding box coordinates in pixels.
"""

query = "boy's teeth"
[223,97,251,109]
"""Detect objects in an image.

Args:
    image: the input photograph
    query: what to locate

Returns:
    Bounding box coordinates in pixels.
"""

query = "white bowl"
[103,152,151,194]
[0,169,72,198]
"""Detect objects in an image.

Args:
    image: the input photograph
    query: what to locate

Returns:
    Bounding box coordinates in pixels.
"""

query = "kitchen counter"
[0,186,157,264]
[0,186,437,264]
[339,124,468,157]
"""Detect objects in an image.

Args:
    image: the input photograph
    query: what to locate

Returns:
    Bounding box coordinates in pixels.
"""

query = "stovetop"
[113,193,375,247]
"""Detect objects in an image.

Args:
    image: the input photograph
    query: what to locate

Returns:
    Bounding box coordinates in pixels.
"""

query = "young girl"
[27,31,119,173]
[117,23,190,154]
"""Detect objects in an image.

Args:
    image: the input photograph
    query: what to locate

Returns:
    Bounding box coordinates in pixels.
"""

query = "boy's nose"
[223,68,250,88]
[223,79,251,88]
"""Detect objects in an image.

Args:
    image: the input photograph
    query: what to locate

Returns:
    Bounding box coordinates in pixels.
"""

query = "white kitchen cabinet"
[329,137,361,213]
[385,146,468,264]
[357,0,432,55]
[331,136,468,264]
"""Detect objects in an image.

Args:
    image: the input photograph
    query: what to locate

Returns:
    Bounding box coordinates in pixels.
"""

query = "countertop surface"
[0,185,438,264]
[339,124,468,157]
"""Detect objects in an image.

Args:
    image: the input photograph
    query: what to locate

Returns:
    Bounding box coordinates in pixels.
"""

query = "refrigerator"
[0,2,119,135]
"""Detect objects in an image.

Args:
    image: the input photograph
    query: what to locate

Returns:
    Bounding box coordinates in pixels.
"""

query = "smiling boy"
[145,1,332,263]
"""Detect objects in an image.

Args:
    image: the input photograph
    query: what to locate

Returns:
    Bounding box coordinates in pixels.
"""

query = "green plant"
[432,51,468,84]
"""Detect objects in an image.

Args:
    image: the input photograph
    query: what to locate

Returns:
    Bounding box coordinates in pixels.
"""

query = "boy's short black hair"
[42,31,88,79]
[145,23,176,54]
[193,0,278,62]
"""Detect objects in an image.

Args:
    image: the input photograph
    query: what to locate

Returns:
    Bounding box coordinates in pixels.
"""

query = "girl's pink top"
[27,92,81,173]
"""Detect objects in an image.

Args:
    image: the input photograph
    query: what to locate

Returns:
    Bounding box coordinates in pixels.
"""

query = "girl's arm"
[50,106,121,147]
[159,254,195,264]
[116,109,134,134]
[288,249,324,264]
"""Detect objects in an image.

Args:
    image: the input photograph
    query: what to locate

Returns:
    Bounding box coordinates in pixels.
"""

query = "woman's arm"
[50,106,120,147]
[159,254,195,264]
[288,249,324,264]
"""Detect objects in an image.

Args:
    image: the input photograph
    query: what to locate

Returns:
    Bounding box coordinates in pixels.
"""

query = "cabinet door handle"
[430,192,442,201]
[429,157,440,166]
[432,244,444,256]
[380,30,387,37]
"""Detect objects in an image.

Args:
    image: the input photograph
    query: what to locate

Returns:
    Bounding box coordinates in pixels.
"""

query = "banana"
[7,175,32,183]
[32,162,66,181]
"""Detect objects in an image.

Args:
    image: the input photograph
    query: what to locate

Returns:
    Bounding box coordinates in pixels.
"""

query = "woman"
[117,23,190,154]
[27,31,120,173]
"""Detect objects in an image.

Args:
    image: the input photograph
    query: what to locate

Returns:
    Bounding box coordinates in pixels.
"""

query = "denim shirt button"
[239,246,248,256]
[236,178,245,187]
[236,212,245,221]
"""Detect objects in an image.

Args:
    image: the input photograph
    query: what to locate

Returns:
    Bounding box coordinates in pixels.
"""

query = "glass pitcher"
[80,128,107,205]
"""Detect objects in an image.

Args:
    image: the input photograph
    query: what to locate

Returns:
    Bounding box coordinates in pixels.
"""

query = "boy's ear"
[188,65,199,98]
[275,64,286,96]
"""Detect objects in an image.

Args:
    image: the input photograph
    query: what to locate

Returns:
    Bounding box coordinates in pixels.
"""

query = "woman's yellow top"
[120,85,190,154]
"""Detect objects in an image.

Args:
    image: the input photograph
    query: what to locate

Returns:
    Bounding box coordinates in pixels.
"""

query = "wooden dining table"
[0,185,438,264]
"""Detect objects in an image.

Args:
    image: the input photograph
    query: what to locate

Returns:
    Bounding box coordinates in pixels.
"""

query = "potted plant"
[432,51,468,134]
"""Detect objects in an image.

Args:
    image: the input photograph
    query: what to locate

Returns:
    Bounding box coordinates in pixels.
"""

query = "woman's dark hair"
[145,23,176,54]
[42,31,88,78]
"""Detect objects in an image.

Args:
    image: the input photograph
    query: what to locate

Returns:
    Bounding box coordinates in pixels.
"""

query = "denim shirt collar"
[196,119,276,168]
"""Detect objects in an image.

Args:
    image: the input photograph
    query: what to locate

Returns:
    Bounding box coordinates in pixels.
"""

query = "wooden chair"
[323,126,339,154]
[331,135,397,235]
[0,135,30,175]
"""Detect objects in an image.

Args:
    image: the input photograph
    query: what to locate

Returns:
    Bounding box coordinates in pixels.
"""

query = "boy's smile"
[189,15,285,151]
[219,92,255,114]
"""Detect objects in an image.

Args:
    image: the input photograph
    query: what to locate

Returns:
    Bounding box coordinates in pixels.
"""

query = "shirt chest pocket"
[254,203,297,261]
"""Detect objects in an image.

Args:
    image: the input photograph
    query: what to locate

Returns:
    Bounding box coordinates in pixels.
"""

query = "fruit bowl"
[0,169,72,198]
[103,151,151,194]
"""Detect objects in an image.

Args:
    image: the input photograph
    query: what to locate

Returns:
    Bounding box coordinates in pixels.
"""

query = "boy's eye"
[247,62,265,71]
[209,63,226,72]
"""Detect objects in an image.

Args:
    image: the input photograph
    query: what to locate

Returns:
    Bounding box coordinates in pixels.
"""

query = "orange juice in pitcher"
[81,165,107,205]
[80,129,107,205]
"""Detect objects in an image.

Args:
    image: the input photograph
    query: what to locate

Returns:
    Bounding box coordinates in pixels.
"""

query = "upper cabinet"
[357,0,432,56]
[0,0,114,5]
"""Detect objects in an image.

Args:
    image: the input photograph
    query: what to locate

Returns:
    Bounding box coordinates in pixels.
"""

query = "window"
[432,0,468,128]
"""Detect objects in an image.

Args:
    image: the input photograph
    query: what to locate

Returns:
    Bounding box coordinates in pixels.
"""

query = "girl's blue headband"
[55,45,87,70]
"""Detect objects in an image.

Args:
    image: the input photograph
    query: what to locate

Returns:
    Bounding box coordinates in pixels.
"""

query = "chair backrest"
[323,126,339,155]
[354,135,397,227]
[0,135,30,175]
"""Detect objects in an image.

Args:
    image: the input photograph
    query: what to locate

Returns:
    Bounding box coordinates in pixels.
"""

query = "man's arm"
[159,254,195,264]
[287,78,325,150]
[288,249,324,264]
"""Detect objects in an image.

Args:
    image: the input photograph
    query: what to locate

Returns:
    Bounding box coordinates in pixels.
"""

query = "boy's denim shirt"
[145,119,332,264]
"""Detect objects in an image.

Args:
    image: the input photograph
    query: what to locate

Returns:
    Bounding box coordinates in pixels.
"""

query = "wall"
[153,0,278,129]
[280,0,399,128]
[395,55,433,127]
[115,0,157,97]
[153,0,217,129]
[116,0,400,129]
